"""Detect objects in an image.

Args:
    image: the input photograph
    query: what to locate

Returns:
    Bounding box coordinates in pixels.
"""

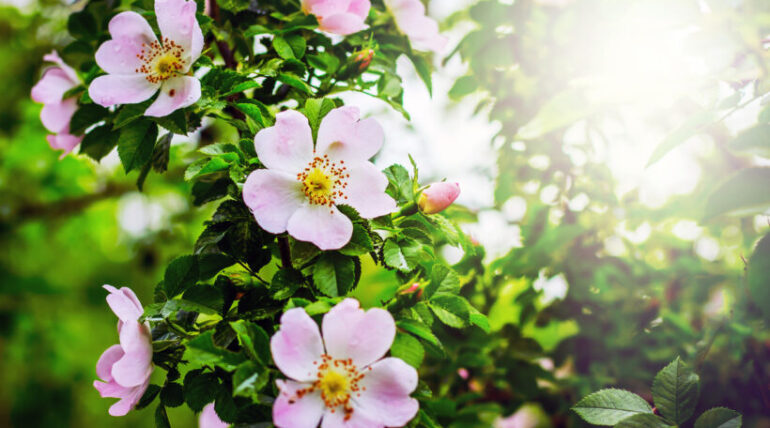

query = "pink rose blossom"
[384,0,448,53]
[243,107,396,250]
[199,403,229,428]
[88,0,203,117]
[271,298,418,427]
[302,0,370,35]
[30,51,83,158]
[418,182,460,214]
[94,285,153,417]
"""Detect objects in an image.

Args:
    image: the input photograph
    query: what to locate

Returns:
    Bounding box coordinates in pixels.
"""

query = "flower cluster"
[30,51,83,157]
[93,286,153,416]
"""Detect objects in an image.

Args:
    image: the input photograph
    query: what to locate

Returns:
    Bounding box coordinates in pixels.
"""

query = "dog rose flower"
[418,182,460,214]
[88,0,203,117]
[199,403,229,428]
[243,107,396,250]
[30,51,83,157]
[301,0,370,35]
[271,298,419,427]
[384,0,448,52]
[93,285,153,416]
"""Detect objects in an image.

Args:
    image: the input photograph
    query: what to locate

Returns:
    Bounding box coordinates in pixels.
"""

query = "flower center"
[136,38,185,84]
[296,154,349,210]
[289,354,370,421]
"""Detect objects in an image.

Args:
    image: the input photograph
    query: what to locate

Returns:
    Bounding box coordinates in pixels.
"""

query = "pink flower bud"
[418,182,460,214]
[353,48,375,71]
[457,368,469,379]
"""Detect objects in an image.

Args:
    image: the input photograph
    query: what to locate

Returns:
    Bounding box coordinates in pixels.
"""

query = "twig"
[278,236,292,270]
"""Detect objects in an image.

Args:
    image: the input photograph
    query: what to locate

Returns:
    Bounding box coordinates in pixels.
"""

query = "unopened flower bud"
[418,182,460,214]
[400,282,423,298]
[353,48,374,71]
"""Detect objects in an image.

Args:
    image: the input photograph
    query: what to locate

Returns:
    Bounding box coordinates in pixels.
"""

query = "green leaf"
[449,75,478,99]
[518,89,593,140]
[69,104,108,135]
[113,101,153,129]
[384,164,414,203]
[152,109,188,135]
[647,110,714,167]
[163,255,199,298]
[572,389,653,426]
[703,168,770,220]
[184,330,246,371]
[230,320,271,365]
[67,10,97,40]
[616,414,672,428]
[390,331,424,368]
[339,224,374,256]
[303,98,336,140]
[383,238,421,272]
[424,264,461,299]
[182,285,224,313]
[694,408,742,428]
[652,357,700,425]
[154,404,170,428]
[233,361,269,399]
[234,103,266,127]
[79,124,119,161]
[135,384,161,410]
[396,319,442,349]
[118,120,158,173]
[313,253,356,297]
[748,232,770,321]
[160,383,184,408]
[273,35,295,59]
[408,53,432,96]
[277,73,312,94]
[183,371,218,412]
[285,33,307,59]
[469,305,490,333]
[728,123,770,157]
[428,293,470,328]
[214,383,238,423]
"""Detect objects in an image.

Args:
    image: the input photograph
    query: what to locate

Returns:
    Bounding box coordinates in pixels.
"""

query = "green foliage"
[574,358,737,427]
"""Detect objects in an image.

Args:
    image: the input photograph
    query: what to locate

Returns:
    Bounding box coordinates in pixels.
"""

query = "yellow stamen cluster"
[136,38,185,84]
[296,154,350,212]
[290,354,371,422]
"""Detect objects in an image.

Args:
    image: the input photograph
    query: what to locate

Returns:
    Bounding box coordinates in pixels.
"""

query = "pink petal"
[316,107,384,161]
[109,380,149,417]
[386,0,447,53]
[104,285,144,322]
[95,40,146,75]
[145,76,201,117]
[242,169,305,234]
[318,13,368,35]
[42,51,79,83]
[270,308,324,382]
[273,379,325,428]
[155,0,204,65]
[320,408,381,428]
[31,68,76,104]
[321,299,395,367]
[98,12,157,75]
[47,133,83,159]
[254,110,314,174]
[286,204,353,250]
[94,379,132,399]
[89,74,159,107]
[341,161,396,219]
[40,98,78,134]
[303,0,351,17]
[355,358,419,426]
[113,322,153,387]
[347,0,370,19]
[96,344,125,382]
[199,403,229,428]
